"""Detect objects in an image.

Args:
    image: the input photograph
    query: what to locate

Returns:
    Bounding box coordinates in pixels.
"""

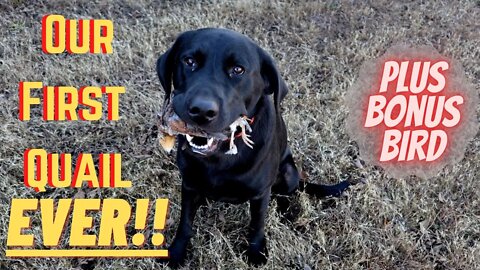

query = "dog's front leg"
[168,187,203,267]
[247,190,270,265]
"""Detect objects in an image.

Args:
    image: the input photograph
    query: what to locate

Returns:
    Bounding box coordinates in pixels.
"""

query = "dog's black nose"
[188,97,219,125]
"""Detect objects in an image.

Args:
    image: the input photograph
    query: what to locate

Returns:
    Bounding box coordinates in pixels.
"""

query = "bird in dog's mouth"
[157,95,254,156]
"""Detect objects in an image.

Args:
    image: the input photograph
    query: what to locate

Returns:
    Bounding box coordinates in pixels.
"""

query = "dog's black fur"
[156,28,350,267]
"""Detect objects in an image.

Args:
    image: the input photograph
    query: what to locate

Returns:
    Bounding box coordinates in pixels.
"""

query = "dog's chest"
[185,172,267,203]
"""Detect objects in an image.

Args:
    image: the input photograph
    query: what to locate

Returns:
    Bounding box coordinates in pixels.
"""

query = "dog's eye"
[183,57,197,69]
[230,65,245,76]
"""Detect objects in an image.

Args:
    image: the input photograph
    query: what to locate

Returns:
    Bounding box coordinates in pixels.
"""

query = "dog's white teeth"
[192,144,207,150]
[187,139,208,149]
[190,143,204,149]
[185,134,215,152]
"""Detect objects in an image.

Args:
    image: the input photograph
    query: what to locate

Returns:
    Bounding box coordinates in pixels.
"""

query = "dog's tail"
[297,177,353,198]
[278,147,360,198]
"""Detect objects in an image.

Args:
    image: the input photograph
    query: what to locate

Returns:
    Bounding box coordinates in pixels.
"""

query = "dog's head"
[157,28,287,155]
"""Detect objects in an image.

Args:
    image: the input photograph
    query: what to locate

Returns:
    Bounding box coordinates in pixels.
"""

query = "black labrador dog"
[156,28,350,266]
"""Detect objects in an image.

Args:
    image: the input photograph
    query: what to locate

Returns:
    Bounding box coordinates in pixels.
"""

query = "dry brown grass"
[0,0,479,269]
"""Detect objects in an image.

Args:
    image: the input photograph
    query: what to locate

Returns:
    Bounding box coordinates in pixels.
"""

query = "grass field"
[0,0,479,269]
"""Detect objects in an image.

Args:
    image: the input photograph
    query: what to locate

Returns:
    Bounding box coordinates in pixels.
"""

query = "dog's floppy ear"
[156,39,181,100]
[259,48,288,111]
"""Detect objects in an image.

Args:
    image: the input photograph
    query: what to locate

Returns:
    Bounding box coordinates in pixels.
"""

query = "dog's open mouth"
[184,134,220,155]
[156,94,253,156]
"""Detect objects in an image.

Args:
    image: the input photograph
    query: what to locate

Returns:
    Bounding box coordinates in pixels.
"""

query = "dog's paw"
[246,237,268,266]
[164,240,189,268]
